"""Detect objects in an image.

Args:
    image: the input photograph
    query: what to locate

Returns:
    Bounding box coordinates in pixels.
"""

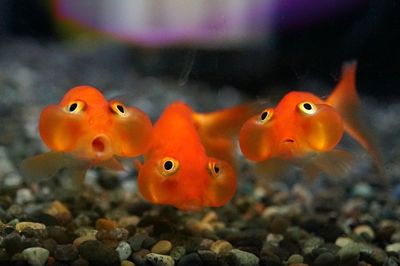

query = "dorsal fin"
[327,62,384,177]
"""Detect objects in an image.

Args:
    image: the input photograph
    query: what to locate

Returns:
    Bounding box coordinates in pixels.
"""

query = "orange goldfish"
[239,62,383,177]
[136,101,257,210]
[21,86,152,183]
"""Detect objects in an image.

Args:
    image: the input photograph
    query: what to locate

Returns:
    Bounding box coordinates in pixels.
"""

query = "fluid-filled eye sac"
[301,104,344,151]
[239,115,275,162]
[110,106,153,157]
[39,105,85,152]
[204,159,237,207]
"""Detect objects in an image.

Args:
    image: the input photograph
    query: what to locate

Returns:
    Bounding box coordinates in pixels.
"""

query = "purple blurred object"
[53,0,365,47]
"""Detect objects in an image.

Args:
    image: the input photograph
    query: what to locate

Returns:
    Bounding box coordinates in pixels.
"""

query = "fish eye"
[298,102,317,115]
[208,161,221,177]
[110,101,128,117]
[64,101,85,114]
[258,108,273,124]
[160,157,180,176]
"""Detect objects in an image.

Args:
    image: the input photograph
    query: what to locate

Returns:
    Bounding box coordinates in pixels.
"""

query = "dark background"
[1,0,399,100]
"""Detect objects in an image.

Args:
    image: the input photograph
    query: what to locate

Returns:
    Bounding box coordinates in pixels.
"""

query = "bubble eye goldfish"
[22,86,152,181]
[239,62,383,177]
[137,101,256,211]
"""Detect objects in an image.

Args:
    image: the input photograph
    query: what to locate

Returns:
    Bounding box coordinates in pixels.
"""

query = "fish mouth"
[91,135,111,157]
[283,138,295,144]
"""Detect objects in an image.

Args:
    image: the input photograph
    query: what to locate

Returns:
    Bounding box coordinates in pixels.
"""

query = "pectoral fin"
[300,149,357,178]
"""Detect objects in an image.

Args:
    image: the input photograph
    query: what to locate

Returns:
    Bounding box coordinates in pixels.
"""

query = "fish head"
[137,154,236,211]
[39,86,152,162]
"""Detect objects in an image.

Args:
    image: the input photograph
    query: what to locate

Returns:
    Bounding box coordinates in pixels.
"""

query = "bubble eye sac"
[298,102,317,115]
[258,108,274,124]
[64,101,85,114]
[110,101,128,117]
[159,157,180,176]
[208,161,221,177]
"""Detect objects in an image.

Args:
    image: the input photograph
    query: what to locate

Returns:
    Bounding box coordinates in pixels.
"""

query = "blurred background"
[1,0,399,101]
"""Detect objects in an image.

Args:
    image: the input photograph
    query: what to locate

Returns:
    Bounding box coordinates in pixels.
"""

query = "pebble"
[228,249,259,266]
[15,188,34,204]
[16,221,46,232]
[352,182,373,198]
[335,237,353,248]
[128,234,148,252]
[197,250,217,265]
[177,252,202,266]
[47,225,76,244]
[302,237,324,255]
[95,218,118,231]
[73,235,97,247]
[151,240,173,255]
[2,232,22,255]
[386,243,400,253]
[116,241,132,261]
[146,253,175,266]
[353,225,375,239]
[287,254,304,264]
[121,260,135,266]
[22,247,49,266]
[170,246,186,261]
[313,252,338,266]
[44,200,72,224]
[78,240,119,265]
[210,240,233,254]
[71,258,89,266]
[54,244,79,262]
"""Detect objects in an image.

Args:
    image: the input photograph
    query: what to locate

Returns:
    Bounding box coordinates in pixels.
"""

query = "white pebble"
[22,247,49,266]
[116,241,132,261]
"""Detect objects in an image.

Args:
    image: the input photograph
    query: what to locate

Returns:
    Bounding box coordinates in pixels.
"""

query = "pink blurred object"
[53,0,273,48]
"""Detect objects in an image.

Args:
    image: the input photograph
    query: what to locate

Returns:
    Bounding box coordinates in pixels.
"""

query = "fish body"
[239,62,383,177]
[137,101,256,210]
[22,86,152,181]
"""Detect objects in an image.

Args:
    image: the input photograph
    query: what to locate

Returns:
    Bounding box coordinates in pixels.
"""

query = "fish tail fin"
[327,61,384,177]
[193,101,263,138]
[193,102,263,163]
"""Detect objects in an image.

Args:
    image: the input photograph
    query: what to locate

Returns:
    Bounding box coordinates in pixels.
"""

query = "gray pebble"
[170,246,186,261]
[177,252,203,266]
[128,234,147,252]
[313,252,338,266]
[116,241,132,261]
[22,247,49,266]
[228,249,259,266]
[54,244,78,262]
[78,240,119,265]
[197,250,217,266]
[287,254,303,264]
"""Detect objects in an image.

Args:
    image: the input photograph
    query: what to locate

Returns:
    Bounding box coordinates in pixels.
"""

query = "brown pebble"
[73,235,97,248]
[95,218,118,231]
[210,240,233,254]
[121,260,135,266]
[118,216,140,228]
[45,200,72,224]
[151,240,173,255]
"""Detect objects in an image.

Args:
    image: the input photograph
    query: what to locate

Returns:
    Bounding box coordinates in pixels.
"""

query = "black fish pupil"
[303,103,312,110]
[117,105,124,113]
[260,111,268,120]
[69,103,78,112]
[214,165,220,174]
[164,161,173,171]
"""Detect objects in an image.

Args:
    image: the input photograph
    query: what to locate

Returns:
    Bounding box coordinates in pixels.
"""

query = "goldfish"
[136,101,257,210]
[239,62,383,178]
[21,86,153,183]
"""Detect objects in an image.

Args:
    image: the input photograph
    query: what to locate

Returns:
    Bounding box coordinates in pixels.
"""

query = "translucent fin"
[20,152,88,180]
[193,101,264,139]
[98,157,124,171]
[253,158,291,181]
[300,149,357,178]
[327,62,384,177]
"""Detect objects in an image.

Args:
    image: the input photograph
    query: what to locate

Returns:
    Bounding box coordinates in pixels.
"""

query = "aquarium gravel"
[0,39,399,266]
